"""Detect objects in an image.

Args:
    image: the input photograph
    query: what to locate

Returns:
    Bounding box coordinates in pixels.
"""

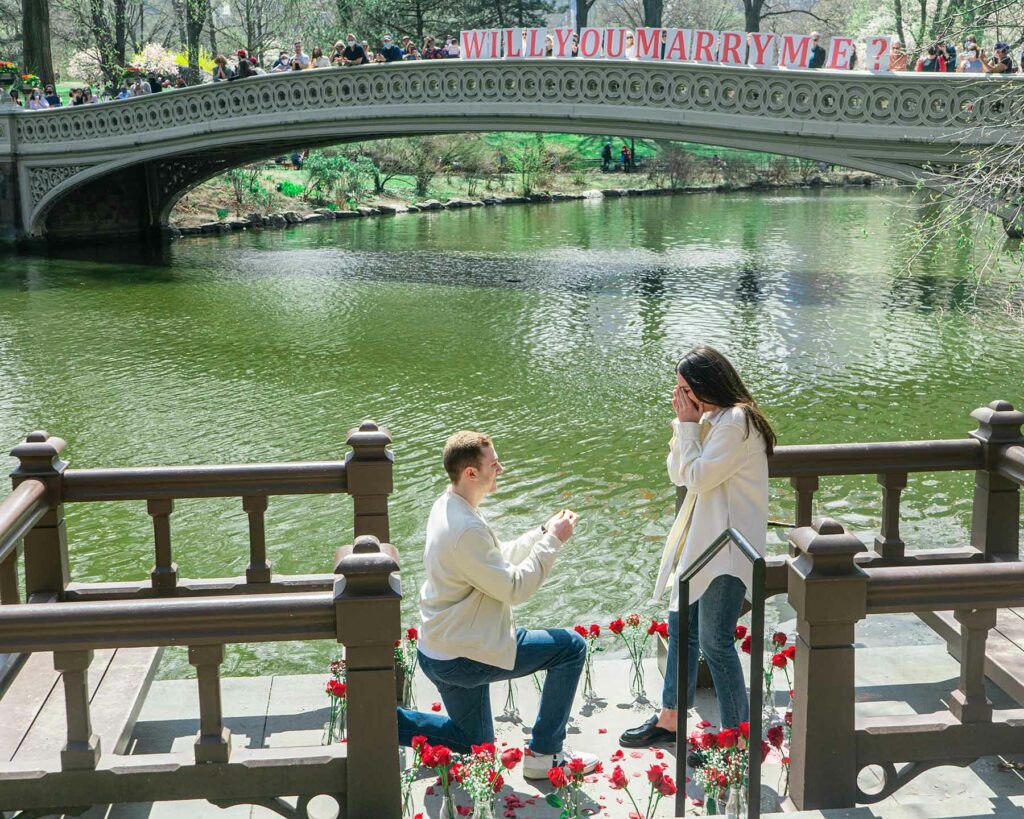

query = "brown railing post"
[873,471,907,561]
[148,499,178,591]
[345,422,393,542]
[9,431,69,599]
[243,495,271,583]
[949,608,997,723]
[334,534,401,818]
[790,476,818,528]
[53,650,101,770]
[188,644,231,763]
[969,401,1024,561]
[787,517,867,810]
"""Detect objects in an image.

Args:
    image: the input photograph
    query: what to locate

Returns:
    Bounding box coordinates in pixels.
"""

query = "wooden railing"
[0,422,401,818]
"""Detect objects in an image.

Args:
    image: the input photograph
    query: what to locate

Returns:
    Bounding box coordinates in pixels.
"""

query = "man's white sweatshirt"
[417,489,563,670]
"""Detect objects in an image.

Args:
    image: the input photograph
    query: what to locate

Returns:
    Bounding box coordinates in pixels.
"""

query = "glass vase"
[724,785,745,818]
[629,655,646,699]
[470,799,497,819]
[703,792,719,815]
[402,669,416,709]
[440,791,459,819]
[582,656,597,701]
[321,707,346,745]
[502,679,520,721]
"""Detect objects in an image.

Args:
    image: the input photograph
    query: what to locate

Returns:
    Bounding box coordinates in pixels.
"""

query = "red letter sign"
[866,35,892,72]
[778,34,812,68]
[827,37,855,69]
[692,30,718,63]
[503,28,523,58]
[604,27,629,59]
[552,27,574,58]
[635,27,662,60]
[579,27,603,58]
[663,28,691,62]
[719,31,746,65]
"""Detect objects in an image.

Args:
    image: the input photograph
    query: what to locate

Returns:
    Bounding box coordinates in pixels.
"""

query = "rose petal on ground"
[610,750,624,762]
[655,750,664,759]
[598,728,608,734]
[629,751,643,759]
[425,786,434,796]
[431,702,442,711]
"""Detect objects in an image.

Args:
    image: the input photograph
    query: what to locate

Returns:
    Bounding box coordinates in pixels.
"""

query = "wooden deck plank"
[918,610,1024,706]
[0,653,61,762]
[91,645,163,755]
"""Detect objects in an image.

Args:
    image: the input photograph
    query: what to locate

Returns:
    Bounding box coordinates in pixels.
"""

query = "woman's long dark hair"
[676,344,777,456]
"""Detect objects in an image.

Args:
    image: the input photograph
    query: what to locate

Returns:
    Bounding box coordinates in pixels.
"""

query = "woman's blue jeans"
[662,574,749,729]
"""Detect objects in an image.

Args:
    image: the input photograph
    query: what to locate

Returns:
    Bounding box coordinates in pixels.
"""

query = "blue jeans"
[397,627,586,755]
[662,574,749,728]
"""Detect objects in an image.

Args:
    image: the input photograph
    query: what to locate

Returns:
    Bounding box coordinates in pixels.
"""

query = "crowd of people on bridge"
[11,29,1020,108]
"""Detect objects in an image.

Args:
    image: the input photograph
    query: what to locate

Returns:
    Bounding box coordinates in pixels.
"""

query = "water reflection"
[0,188,1019,677]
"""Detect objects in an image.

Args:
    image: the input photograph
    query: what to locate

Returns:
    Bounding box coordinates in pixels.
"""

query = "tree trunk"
[743,0,763,32]
[893,0,907,51]
[171,0,189,53]
[642,0,663,28]
[22,0,55,87]
[575,0,590,31]
[115,0,128,68]
[185,0,208,84]
[207,1,218,57]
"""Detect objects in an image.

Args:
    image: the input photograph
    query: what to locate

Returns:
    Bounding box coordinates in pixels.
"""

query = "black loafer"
[619,714,676,748]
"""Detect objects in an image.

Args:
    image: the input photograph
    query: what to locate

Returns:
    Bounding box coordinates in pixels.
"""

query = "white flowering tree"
[65,48,106,85]
[133,43,181,78]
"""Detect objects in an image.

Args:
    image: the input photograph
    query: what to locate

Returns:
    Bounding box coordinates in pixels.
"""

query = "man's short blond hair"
[443,431,493,483]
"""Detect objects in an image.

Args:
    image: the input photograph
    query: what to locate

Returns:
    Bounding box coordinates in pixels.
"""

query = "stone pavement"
[60,614,1024,818]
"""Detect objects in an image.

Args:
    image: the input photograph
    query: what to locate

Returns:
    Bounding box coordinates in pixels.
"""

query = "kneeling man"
[398,431,597,778]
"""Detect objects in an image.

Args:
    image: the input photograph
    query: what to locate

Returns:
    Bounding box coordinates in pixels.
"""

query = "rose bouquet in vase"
[687,722,768,815]
[573,623,604,701]
[610,614,666,699]
[546,755,603,818]
[461,742,522,818]
[419,740,458,818]
[608,762,676,818]
[395,626,419,708]
[322,657,347,744]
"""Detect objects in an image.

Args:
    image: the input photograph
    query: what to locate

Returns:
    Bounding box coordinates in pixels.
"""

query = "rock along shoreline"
[165,175,882,240]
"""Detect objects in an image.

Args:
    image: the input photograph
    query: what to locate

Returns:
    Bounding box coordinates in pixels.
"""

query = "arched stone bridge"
[1,59,1023,242]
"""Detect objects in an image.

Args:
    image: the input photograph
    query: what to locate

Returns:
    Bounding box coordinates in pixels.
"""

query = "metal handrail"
[61,461,349,502]
[997,445,1024,486]
[865,562,1024,613]
[674,527,766,818]
[768,438,982,477]
[0,591,337,653]
[0,479,48,563]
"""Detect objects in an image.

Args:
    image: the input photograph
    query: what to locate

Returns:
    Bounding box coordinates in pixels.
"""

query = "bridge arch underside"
[38,115,950,243]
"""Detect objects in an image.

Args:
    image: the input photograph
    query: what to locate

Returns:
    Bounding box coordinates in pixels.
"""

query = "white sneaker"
[522,747,601,780]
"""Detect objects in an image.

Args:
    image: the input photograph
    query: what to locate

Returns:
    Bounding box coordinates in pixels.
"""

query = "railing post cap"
[9,432,68,480]
[790,517,864,557]
[970,401,1024,445]
[334,536,400,588]
[346,421,392,449]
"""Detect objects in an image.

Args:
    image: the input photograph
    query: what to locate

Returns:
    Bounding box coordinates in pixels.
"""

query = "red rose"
[500,747,523,770]
[717,772,728,788]
[626,613,641,627]
[767,725,785,748]
[568,756,586,775]
[422,744,451,769]
[326,679,346,698]
[488,770,504,792]
[646,764,664,785]
[734,625,748,640]
[456,807,471,817]
[574,625,589,638]
[449,762,465,783]
[741,635,752,654]
[407,627,419,641]
[761,740,770,762]
[655,621,669,638]
[411,735,428,752]
[772,631,788,646]
[608,764,629,789]
[589,623,601,637]
[699,732,717,750]
[771,653,788,669]
[738,721,750,740]
[593,761,604,773]
[548,766,570,788]
[783,645,796,660]
[717,729,739,749]
[394,640,401,648]
[784,711,793,726]
[609,618,625,635]
[472,742,496,759]
[656,773,677,796]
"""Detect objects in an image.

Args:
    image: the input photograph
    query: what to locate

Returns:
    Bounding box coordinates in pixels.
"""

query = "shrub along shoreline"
[165,173,885,240]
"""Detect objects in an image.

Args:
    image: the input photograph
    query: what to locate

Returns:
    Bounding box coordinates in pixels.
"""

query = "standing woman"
[620,345,775,748]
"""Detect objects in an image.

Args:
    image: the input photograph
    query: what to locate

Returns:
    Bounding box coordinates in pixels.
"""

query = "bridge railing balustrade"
[0,422,401,817]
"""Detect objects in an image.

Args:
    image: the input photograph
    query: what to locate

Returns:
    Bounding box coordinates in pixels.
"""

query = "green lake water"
[1,188,1021,678]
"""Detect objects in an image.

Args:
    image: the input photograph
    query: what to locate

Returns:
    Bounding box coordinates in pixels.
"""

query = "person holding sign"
[620,346,775,748]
